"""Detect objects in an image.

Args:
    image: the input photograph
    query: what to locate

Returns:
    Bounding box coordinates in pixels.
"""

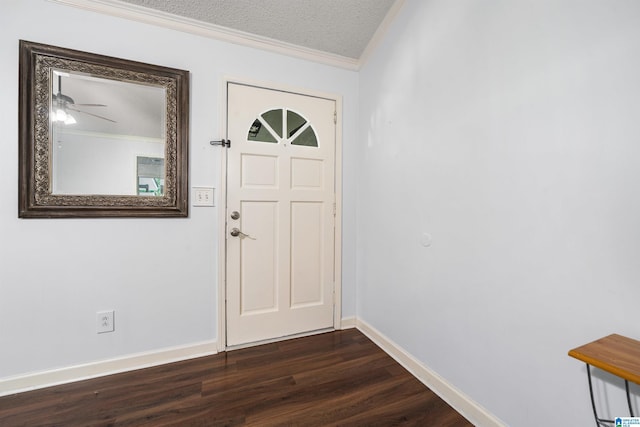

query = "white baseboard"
[0,340,218,397]
[340,316,357,329]
[355,319,506,427]
[1,319,504,426]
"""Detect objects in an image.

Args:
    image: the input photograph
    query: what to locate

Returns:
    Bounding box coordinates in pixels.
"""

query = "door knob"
[230,228,255,239]
[230,211,240,220]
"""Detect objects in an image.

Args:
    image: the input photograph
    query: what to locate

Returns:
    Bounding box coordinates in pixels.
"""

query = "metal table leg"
[587,364,615,426]
[626,380,635,417]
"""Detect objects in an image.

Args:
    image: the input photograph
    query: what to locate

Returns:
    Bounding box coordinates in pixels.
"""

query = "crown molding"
[48,0,361,71]
[359,0,406,68]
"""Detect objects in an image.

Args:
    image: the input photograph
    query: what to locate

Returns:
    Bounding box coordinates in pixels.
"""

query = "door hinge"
[333,111,337,124]
[333,202,336,217]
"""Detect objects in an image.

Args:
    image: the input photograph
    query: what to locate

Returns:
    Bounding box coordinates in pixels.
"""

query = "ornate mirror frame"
[19,40,189,218]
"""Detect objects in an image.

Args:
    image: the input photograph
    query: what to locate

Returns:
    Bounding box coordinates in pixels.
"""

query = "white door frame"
[216,77,343,352]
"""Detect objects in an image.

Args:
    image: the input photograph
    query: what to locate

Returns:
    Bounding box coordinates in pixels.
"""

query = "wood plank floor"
[0,329,473,426]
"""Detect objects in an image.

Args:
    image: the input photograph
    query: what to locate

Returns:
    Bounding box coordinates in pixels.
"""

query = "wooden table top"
[569,334,640,385]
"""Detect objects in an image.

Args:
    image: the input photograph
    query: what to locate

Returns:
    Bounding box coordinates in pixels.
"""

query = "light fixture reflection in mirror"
[50,70,167,196]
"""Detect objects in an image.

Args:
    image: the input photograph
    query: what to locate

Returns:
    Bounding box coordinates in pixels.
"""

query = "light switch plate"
[193,187,215,207]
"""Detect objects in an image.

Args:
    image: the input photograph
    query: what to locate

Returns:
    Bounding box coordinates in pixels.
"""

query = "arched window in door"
[248,108,318,147]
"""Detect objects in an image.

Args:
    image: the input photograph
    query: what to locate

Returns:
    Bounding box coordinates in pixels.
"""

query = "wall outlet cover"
[96,310,115,334]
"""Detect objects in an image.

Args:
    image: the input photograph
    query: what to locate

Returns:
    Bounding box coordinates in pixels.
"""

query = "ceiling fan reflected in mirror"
[52,74,116,125]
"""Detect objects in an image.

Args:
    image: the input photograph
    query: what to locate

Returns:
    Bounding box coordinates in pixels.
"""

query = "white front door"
[226,82,337,347]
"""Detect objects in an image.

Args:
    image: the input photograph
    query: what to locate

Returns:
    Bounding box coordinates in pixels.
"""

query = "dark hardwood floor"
[0,329,473,426]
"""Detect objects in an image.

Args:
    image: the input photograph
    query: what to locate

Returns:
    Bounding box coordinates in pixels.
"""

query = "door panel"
[241,154,279,188]
[291,201,324,307]
[226,83,336,346]
[291,158,324,190]
[240,201,278,314]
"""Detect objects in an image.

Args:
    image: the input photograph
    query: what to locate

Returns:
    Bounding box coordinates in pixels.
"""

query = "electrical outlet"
[96,310,115,334]
[193,187,215,207]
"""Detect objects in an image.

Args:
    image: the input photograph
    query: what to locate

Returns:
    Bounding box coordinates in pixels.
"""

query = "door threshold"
[225,327,335,352]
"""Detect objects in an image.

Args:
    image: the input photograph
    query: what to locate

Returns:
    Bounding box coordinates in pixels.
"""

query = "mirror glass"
[19,40,189,218]
[51,70,167,196]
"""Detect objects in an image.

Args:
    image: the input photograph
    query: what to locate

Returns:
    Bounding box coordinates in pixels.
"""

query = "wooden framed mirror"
[19,40,189,218]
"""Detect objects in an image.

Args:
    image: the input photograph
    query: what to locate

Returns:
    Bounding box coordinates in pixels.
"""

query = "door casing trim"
[217,77,343,351]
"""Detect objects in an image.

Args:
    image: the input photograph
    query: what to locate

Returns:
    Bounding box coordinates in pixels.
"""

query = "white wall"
[358,0,640,425]
[8,0,639,424]
[0,0,358,381]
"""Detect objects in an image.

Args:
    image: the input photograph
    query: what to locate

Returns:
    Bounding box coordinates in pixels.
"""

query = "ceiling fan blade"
[68,107,117,123]
[73,103,108,107]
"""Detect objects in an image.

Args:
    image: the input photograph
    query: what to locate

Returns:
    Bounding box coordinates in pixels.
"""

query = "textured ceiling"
[118,0,397,59]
